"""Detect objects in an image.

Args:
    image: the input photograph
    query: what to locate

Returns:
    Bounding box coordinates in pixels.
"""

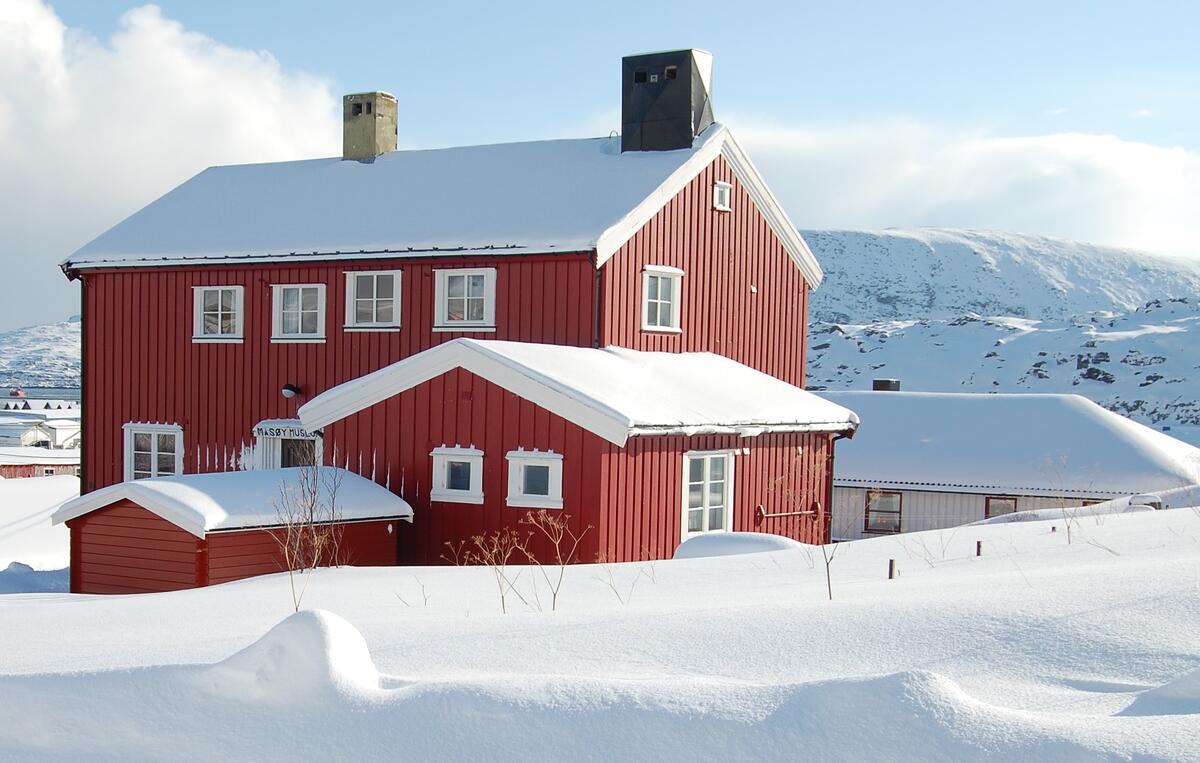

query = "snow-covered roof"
[820,391,1200,497]
[299,339,859,446]
[51,467,413,538]
[0,447,80,465]
[61,124,823,286]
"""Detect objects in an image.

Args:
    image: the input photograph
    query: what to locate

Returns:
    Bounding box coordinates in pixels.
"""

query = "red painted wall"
[80,254,596,493]
[206,519,399,585]
[0,464,77,479]
[600,155,810,387]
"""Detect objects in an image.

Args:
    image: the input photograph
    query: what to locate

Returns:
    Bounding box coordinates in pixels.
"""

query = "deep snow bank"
[673,531,804,559]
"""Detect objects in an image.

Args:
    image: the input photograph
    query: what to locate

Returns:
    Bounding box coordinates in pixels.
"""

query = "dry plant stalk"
[519,510,592,611]
[467,528,531,614]
[269,454,344,613]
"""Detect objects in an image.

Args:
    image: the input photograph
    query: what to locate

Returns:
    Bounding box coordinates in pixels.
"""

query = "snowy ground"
[0,501,1198,760]
[0,475,75,593]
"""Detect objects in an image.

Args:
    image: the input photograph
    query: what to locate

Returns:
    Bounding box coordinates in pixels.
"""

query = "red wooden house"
[53,50,858,592]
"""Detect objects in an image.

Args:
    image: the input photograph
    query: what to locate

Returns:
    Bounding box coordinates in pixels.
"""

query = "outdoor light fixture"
[281,384,301,399]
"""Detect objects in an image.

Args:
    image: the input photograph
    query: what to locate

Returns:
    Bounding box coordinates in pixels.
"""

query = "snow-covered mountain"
[0,319,81,388]
[804,229,1200,446]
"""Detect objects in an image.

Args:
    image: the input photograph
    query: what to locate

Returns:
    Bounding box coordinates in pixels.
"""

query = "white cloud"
[734,119,1200,259]
[0,1,339,332]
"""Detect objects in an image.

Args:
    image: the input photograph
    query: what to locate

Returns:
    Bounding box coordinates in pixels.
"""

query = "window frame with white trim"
[642,265,684,334]
[192,285,244,343]
[344,270,402,331]
[122,422,184,481]
[430,445,485,504]
[505,449,563,509]
[271,283,327,343]
[712,180,733,212]
[433,268,497,332]
[682,450,735,540]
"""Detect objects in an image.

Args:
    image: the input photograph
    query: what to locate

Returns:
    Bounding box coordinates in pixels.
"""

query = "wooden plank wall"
[67,501,201,593]
[80,254,596,493]
[600,155,810,387]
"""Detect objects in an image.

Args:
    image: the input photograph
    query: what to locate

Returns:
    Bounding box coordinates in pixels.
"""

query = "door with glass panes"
[684,452,733,538]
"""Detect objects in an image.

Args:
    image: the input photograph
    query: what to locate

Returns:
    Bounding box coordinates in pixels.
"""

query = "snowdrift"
[673,531,804,559]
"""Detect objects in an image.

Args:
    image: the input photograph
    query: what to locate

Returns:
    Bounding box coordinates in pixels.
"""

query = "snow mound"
[0,562,67,594]
[673,532,804,559]
[200,610,379,703]
[1120,667,1200,717]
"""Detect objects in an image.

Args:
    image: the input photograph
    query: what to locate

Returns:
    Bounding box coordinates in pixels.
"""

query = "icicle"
[357,451,363,476]
[370,449,377,482]
[385,463,392,492]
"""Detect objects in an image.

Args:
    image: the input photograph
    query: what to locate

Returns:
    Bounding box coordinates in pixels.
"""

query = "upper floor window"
[430,445,484,504]
[192,286,243,342]
[272,284,326,342]
[864,490,902,534]
[713,181,732,212]
[642,265,683,333]
[345,271,402,330]
[506,449,564,509]
[123,422,183,481]
[434,268,496,331]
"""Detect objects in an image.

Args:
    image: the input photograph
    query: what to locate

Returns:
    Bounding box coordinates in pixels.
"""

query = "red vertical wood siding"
[324,368,604,566]
[80,254,595,493]
[66,501,202,594]
[0,465,77,479]
[599,155,811,387]
[596,432,833,562]
[205,519,399,585]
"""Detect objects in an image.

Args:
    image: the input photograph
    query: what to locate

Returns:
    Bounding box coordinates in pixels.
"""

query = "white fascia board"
[627,420,858,438]
[298,339,633,446]
[52,483,208,539]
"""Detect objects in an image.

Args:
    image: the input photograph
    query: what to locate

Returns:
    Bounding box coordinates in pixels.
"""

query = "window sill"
[270,336,326,344]
[191,336,243,344]
[430,489,484,505]
[343,325,402,332]
[506,496,564,510]
[433,325,496,333]
[713,205,732,213]
[641,326,683,335]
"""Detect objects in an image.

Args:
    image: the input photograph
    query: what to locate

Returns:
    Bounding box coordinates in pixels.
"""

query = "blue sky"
[1,0,1198,331]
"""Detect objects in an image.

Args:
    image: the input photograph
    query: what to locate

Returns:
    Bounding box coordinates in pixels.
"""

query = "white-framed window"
[433,268,496,331]
[430,445,484,504]
[713,181,732,212]
[505,449,563,509]
[345,270,402,330]
[642,265,683,333]
[192,285,244,342]
[252,419,323,469]
[122,423,184,481]
[42,467,55,477]
[683,451,734,538]
[271,284,326,342]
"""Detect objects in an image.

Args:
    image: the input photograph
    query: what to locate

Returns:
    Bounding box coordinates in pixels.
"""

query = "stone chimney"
[342,92,397,161]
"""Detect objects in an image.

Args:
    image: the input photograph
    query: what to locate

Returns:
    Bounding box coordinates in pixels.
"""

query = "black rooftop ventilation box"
[621,49,714,152]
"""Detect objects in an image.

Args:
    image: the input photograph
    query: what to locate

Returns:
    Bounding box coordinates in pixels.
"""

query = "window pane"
[301,312,318,334]
[220,289,235,312]
[376,275,393,299]
[468,274,485,297]
[376,300,394,323]
[203,290,219,312]
[447,460,472,491]
[203,314,219,335]
[689,458,704,482]
[447,275,465,298]
[157,433,176,453]
[659,276,673,301]
[688,509,703,532]
[647,276,659,300]
[134,452,151,472]
[867,511,900,533]
[282,312,299,335]
[157,454,176,475]
[446,297,465,322]
[709,457,725,481]
[646,304,659,327]
[467,298,484,322]
[708,507,724,531]
[133,471,152,480]
[355,300,374,323]
[355,275,374,300]
[708,481,725,508]
[523,464,550,496]
[220,314,236,334]
[688,483,703,509]
[659,302,673,327]
[301,288,318,311]
[282,288,299,312]
[133,432,152,452]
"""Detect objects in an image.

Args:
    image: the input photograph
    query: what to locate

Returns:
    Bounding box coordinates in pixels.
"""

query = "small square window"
[123,423,183,481]
[365,102,372,115]
[431,446,484,504]
[642,266,683,333]
[864,490,902,534]
[664,65,678,80]
[634,69,648,84]
[352,102,363,116]
[506,450,563,509]
[345,271,402,329]
[713,181,732,212]
[985,497,1018,519]
[434,269,496,331]
[193,286,244,342]
[272,284,326,342]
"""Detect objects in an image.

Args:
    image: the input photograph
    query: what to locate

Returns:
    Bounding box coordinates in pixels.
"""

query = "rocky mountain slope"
[804,229,1200,445]
[0,319,80,388]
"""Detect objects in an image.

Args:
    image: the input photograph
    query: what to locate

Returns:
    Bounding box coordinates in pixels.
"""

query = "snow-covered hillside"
[0,319,80,388]
[805,229,1200,445]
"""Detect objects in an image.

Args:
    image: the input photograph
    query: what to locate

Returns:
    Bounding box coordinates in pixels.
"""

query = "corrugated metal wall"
[600,155,810,387]
[80,254,596,492]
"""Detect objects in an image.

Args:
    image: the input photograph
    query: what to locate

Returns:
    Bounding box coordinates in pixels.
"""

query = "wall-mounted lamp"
[281,383,302,399]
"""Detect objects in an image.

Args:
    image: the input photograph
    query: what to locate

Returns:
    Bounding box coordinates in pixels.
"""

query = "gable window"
[434,268,496,331]
[506,449,563,509]
[985,496,1018,519]
[123,423,183,481]
[272,284,326,342]
[642,265,683,333]
[713,181,732,212]
[345,271,402,330]
[683,451,733,538]
[864,490,902,534]
[430,445,484,504]
[192,286,244,342]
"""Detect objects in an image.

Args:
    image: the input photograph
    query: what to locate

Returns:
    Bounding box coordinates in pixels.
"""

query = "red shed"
[0,447,79,479]
[52,467,412,594]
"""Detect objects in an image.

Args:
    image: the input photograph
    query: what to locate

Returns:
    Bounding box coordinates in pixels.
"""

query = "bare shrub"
[519,510,592,612]
[270,461,344,613]
[468,528,531,614]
